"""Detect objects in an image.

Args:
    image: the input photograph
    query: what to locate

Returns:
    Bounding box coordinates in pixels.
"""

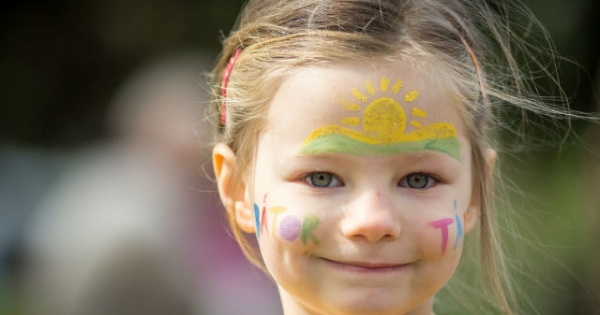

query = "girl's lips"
[321,258,410,273]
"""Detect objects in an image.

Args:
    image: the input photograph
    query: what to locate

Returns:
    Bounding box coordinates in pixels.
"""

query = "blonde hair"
[208,0,574,314]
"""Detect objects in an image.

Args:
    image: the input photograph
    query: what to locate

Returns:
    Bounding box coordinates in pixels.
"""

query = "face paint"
[404,90,419,102]
[273,212,319,245]
[429,218,454,255]
[411,107,427,117]
[300,78,461,160]
[300,215,320,245]
[430,201,466,254]
[253,203,261,239]
[453,214,463,250]
[279,215,302,241]
[270,206,287,238]
[254,194,271,239]
[258,203,321,245]
[453,200,464,250]
[261,205,269,235]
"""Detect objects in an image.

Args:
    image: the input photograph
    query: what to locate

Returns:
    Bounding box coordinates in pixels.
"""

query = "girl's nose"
[340,190,401,242]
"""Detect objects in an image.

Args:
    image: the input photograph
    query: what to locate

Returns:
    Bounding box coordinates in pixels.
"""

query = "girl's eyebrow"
[289,152,346,164]
[280,152,360,170]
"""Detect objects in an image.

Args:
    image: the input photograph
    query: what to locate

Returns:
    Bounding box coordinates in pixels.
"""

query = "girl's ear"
[464,148,497,233]
[213,143,256,233]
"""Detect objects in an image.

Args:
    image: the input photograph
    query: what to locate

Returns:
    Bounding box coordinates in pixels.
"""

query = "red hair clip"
[221,48,242,125]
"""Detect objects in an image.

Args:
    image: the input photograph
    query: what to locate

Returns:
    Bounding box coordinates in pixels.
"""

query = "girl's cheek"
[253,193,322,246]
[278,212,321,245]
[421,201,466,259]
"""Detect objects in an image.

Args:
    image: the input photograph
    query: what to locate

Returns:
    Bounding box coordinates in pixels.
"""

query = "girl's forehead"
[266,62,464,132]
[257,61,470,163]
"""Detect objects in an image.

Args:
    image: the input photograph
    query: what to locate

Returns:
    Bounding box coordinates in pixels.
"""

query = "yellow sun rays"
[410,107,427,128]
[341,117,360,126]
[341,78,426,130]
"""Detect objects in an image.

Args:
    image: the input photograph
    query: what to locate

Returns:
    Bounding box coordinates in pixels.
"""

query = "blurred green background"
[0,0,598,314]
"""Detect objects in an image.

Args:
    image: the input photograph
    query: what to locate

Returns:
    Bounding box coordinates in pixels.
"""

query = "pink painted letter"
[429,218,454,255]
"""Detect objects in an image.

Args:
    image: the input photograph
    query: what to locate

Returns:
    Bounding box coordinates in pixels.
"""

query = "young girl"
[208,1,586,314]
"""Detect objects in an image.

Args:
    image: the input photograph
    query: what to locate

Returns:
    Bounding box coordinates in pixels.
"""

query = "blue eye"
[305,172,342,188]
[400,173,435,189]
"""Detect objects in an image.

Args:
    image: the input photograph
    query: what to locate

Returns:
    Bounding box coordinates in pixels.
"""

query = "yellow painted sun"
[338,78,428,143]
[301,77,461,160]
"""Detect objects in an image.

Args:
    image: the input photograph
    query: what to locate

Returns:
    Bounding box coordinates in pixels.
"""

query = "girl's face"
[219,61,485,315]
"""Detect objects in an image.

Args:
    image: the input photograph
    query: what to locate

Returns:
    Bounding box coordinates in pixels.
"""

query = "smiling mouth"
[321,258,410,273]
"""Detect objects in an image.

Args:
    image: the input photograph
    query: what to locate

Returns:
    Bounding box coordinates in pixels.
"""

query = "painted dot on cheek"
[279,215,301,242]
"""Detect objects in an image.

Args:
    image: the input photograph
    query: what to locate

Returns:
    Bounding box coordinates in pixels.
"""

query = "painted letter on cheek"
[253,203,261,239]
[453,215,463,249]
[280,215,301,242]
[270,206,287,238]
[301,215,320,245]
[261,205,269,235]
[453,200,464,249]
[429,218,454,255]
